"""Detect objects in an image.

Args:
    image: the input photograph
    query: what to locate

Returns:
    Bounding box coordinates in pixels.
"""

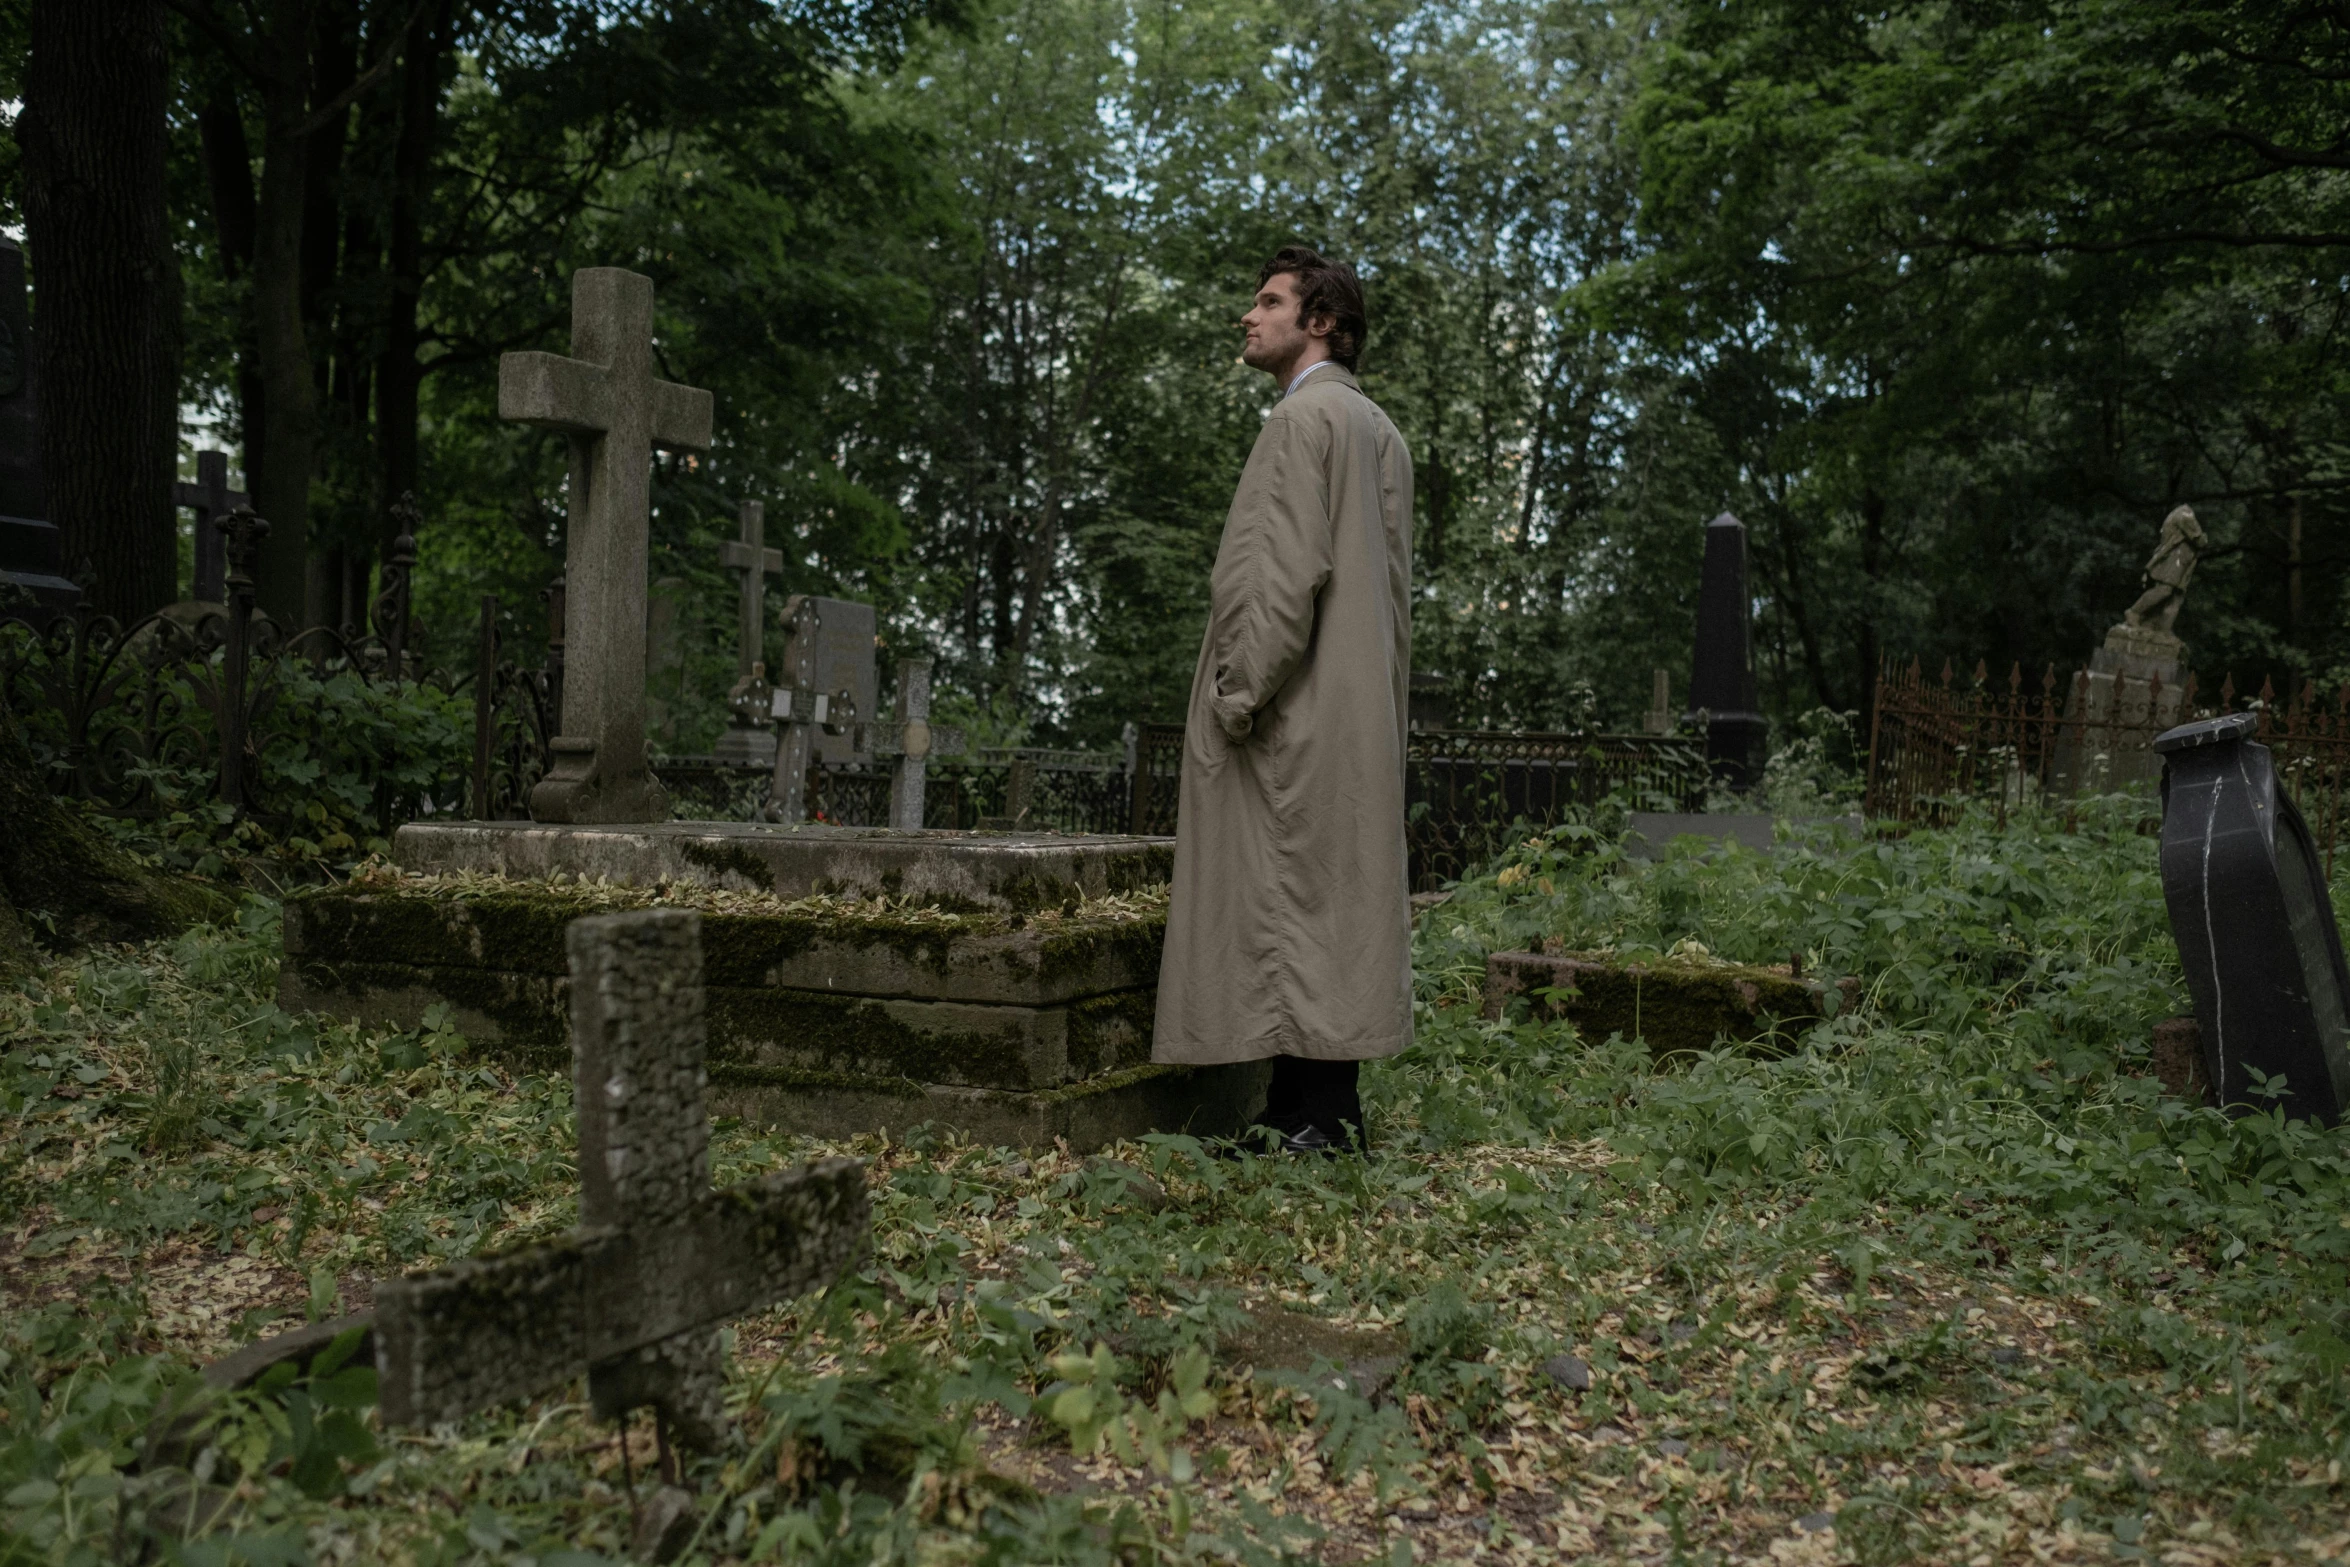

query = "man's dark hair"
[1258,246,1366,371]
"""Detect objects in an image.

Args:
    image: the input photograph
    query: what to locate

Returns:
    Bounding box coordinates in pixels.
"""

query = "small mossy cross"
[372,909,869,1446]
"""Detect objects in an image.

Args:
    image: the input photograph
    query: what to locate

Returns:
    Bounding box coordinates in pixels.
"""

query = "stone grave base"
[280,853,1264,1151]
[1481,947,1854,1056]
[704,1061,1270,1151]
[391,819,1174,913]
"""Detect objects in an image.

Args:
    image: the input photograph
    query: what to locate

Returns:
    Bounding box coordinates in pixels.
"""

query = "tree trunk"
[199,95,268,501]
[376,2,452,555]
[0,708,235,973]
[300,7,358,635]
[251,1,322,631]
[18,0,180,624]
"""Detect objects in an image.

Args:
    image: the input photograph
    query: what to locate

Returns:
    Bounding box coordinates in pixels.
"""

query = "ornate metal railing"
[1866,656,2350,864]
[2,503,563,842]
[1124,723,1705,889]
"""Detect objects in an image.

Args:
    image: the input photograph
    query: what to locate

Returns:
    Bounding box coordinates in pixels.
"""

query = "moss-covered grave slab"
[281,868,1259,1150]
[392,820,1174,914]
[1480,946,1854,1057]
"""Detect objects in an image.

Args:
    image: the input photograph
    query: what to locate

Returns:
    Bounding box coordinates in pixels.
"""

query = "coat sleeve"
[1206,409,1333,741]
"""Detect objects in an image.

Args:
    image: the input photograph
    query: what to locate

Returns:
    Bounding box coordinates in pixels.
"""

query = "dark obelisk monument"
[0,240,74,614]
[1683,512,1766,786]
[2156,713,2350,1124]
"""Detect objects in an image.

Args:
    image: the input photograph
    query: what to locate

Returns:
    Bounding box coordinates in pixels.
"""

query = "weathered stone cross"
[374,909,868,1442]
[502,267,713,823]
[174,450,249,604]
[869,657,968,830]
[715,500,784,766]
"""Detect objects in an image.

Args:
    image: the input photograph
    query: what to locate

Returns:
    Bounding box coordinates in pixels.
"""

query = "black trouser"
[1262,1055,1363,1137]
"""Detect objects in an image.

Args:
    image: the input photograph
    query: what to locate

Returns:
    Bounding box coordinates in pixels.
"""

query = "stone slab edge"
[394,820,1174,912]
[1480,949,1853,1055]
[279,959,1157,1089]
[706,1060,1272,1154]
[284,884,1162,1005]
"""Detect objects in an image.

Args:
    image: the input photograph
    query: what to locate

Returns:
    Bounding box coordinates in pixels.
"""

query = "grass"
[5,798,2350,1563]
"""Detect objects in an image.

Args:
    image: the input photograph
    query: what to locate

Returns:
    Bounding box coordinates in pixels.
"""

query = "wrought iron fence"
[7,509,1704,889]
[1866,656,2350,864]
[2,504,563,841]
[1126,722,1706,889]
[660,755,1141,834]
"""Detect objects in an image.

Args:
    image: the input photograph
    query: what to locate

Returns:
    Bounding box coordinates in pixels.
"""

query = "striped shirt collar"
[1284,359,1336,398]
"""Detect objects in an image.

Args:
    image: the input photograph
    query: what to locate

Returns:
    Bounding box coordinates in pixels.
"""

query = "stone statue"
[2120,504,2207,643]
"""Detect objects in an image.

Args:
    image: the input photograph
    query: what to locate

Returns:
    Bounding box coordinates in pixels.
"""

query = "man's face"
[1240,272,1328,375]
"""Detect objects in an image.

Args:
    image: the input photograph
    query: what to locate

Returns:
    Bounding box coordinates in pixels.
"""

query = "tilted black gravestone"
[1684,512,1766,785]
[2156,713,2350,1123]
[373,908,869,1439]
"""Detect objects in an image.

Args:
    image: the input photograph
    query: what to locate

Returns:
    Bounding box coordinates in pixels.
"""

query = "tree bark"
[301,6,358,634]
[377,1,451,565]
[18,0,181,625]
[199,95,268,500]
[251,0,323,631]
[0,707,235,973]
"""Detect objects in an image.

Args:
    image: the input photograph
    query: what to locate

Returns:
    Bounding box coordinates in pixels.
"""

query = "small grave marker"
[1686,513,1766,784]
[2156,712,2350,1122]
[867,657,967,830]
[764,593,877,823]
[715,500,784,766]
[174,450,249,604]
[502,267,713,823]
[373,909,869,1438]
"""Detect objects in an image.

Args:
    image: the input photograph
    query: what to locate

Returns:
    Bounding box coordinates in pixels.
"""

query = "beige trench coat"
[1153,364,1415,1065]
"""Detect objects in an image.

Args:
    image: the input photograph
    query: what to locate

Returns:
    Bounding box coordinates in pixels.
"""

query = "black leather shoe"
[1278,1120,1367,1157]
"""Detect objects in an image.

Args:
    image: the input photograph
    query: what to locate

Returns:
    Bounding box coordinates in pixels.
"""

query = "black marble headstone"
[2156,713,2350,1123]
[1684,512,1766,784]
[0,239,74,615]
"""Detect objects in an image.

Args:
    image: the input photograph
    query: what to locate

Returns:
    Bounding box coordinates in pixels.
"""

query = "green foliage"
[60,663,473,880]
[19,812,2350,1556]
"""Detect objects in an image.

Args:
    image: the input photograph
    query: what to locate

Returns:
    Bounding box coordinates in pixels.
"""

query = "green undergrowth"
[4,801,2350,1562]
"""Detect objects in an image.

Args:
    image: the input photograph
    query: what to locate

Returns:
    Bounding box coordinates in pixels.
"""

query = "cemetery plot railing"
[1404,730,1707,890]
[653,758,1137,834]
[1866,656,2350,860]
[1122,723,1708,889]
[1,525,564,837]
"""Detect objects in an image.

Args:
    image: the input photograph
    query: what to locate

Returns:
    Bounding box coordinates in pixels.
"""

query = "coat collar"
[1283,361,1360,399]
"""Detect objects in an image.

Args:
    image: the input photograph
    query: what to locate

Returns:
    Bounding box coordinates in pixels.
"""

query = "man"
[1152,245,1415,1154]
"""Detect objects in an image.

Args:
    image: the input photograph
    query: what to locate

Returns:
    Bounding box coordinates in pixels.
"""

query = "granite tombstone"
[2155,712,2350,1123]
[1686,513,1766,785]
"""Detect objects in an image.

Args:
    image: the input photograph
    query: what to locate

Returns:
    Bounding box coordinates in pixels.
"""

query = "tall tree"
[18,0,181,623]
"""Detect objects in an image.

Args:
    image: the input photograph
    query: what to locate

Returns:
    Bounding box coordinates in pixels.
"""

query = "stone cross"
[979,757,1038,832]
[174,450,250,604]
[867,658,968,830]
[1685,512,1766,785]
[374,909,869,1439]
[1643,668,1672,736]
[502,267,713,823]
[715,501,784,767]
[173,458,240,604]
[2156,713,2350,1124]
[763,593,877,824]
